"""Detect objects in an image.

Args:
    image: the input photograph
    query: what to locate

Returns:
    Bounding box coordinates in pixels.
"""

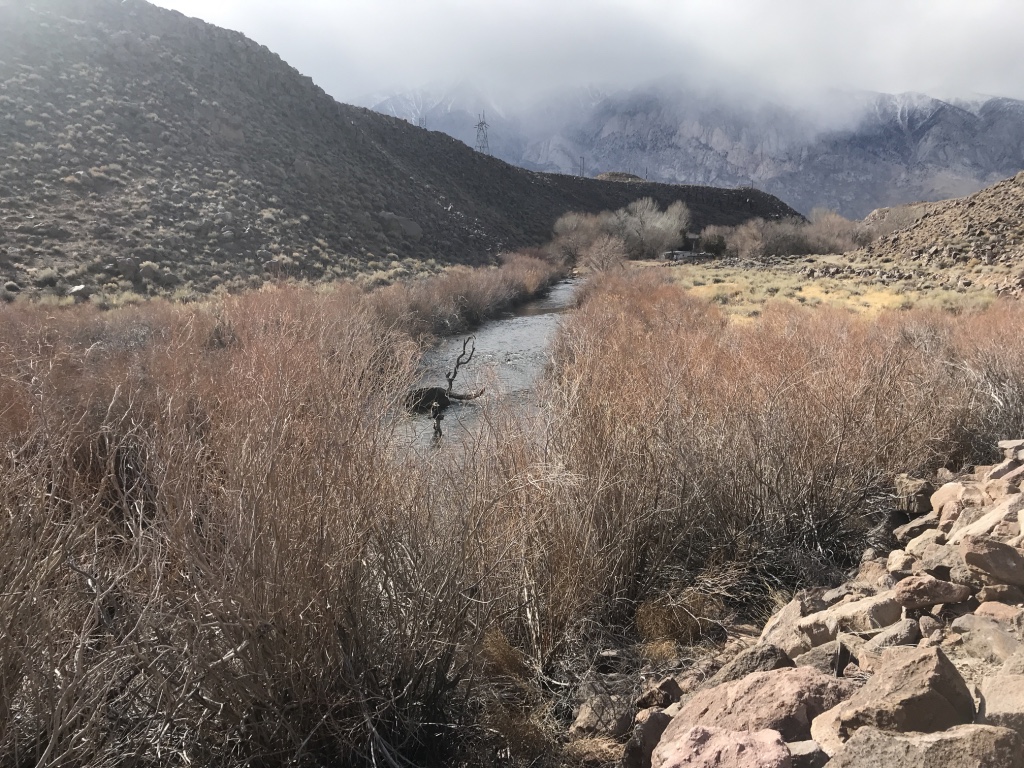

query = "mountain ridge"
[0,0,795,300]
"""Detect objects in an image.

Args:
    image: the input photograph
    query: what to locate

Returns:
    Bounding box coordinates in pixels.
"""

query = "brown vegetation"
[552,198,691,266]
[2,266,1024,766]
[696,207,920,260]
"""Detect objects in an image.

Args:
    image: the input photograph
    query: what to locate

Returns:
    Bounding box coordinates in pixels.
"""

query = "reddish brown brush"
[1,266,1022,766]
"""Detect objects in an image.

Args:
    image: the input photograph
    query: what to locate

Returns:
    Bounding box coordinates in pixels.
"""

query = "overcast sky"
[149,0,1024,106]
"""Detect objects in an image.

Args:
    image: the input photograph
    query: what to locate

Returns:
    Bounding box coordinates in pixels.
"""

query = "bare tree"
[582,234,627,272]
[405,336,484,414]
[445,336,476,396]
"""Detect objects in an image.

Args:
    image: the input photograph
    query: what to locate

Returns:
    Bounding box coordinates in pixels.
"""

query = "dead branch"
[445,336,476,396]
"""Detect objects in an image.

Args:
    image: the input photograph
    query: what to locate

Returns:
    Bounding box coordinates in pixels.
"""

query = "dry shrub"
[369,250,562,337]
[481,630,533,682]
[635,591,725,645]
[0,285,503,766]
[551,198,690,264]
[637,640,680,666]
[703,209,874,259]
[3,266,1024,766]
[561,737,623,768]
[540,271,1024,617]
[581,234,627,272]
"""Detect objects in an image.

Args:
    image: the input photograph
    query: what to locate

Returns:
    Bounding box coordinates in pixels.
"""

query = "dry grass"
[657,256,1000,318]
[1,265,1023,766]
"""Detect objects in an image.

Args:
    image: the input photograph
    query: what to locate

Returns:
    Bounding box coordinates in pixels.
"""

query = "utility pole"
[579,155,585,177]
[474,111,490,155]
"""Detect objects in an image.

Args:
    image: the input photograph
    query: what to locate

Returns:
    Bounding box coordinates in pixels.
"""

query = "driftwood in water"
[405,336,484,414]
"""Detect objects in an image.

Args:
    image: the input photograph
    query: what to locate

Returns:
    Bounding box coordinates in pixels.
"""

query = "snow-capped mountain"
[365,85,1024,218]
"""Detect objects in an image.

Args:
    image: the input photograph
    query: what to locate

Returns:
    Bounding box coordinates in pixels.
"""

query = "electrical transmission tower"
[474,111,490,155]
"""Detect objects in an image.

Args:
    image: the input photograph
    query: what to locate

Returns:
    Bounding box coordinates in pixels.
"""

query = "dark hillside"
[0,0,796,297]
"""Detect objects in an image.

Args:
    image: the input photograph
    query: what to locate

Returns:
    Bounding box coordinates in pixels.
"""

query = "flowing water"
[399,279,581,448]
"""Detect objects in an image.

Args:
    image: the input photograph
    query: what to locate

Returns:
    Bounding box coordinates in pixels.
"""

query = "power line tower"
[474,111,490,155]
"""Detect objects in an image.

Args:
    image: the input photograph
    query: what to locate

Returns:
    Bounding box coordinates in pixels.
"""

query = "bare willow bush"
[2,267,1024,766]
[541,272,1024,607]
[701,208,875,259]
[0,287,513,766]
[551,198,690,264]
[368,250,562,338]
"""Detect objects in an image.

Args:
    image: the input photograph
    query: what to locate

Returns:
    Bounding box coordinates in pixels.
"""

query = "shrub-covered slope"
[0,0,796,298]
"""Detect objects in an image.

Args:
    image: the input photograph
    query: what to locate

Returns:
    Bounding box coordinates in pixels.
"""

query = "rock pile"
[854,172,1024,297]
[573,439,1024,767]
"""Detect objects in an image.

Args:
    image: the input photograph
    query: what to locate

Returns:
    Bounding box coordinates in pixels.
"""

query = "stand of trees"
[551,198,691,269]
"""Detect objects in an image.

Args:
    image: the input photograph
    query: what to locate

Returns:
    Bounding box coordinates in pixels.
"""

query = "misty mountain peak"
[371,83,1024,217]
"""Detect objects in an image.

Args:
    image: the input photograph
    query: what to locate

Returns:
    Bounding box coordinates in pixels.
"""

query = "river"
[400,279,581,448]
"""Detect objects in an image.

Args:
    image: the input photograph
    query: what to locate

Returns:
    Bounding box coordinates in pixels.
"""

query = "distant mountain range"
[367,85,1024,218]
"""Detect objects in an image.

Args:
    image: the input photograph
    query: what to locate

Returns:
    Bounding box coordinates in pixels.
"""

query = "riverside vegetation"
[3,244,1024,765]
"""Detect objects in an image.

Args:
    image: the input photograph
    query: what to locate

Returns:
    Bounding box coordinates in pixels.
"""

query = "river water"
[399,279,580,448]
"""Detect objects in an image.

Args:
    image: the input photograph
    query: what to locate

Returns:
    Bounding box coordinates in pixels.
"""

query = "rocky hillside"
[370,85,1024,219]
[0,0,795,300]
[578,439,1024,767]
[854,171,1024,297]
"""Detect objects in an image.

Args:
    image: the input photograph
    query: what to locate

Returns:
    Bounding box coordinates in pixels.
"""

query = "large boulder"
[1004,649,1024,674]
[893,512,939,545]
[635,677,684,710]
[623,707,673,768]
[959,535,1024,586]
[948,495,1024,545]
[761,593,827,658]
[892,574,972,610]
[949,613,1023,663]
[999,440,1024,461]
[786,740,828,768]
[704,642,795,688]
[810,646,974,755]
[569,690,633,739]
[896,474,934,516]
[978,674,1024,739]
[975,601,1024,626]
[985,458,1024,482]
[652,726,792,768]
[796,593,902,648]
[886,549,918,579]
[661,666,855,744]
[828,724,1024,768]
[977,583,1024,604]
[793,640,857,678]
[930,482,966,514]
[906,528,947,558]
[861,618,921,654]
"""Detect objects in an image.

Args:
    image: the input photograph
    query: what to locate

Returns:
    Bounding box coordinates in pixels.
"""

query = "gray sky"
[149,0,1024,105]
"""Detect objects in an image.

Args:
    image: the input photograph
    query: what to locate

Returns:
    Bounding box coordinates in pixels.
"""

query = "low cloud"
[151,0,1024,106]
